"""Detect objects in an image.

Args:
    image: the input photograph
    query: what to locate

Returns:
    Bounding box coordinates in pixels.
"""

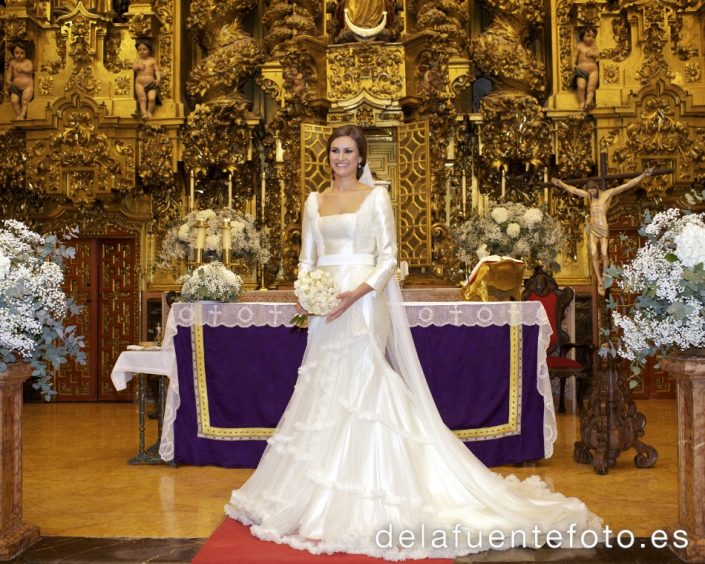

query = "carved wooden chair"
[522,268,594,413]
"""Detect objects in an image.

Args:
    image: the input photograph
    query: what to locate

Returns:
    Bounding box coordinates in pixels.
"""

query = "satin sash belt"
[317,253,375,267]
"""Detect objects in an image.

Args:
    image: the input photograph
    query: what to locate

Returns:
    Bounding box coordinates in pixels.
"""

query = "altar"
[156,299,556,468]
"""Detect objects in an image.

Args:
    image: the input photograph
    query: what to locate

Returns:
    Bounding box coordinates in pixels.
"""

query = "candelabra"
[190,217,238,266]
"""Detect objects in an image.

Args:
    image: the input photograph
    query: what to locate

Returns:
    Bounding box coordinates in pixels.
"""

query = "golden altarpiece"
[1,0,705,400]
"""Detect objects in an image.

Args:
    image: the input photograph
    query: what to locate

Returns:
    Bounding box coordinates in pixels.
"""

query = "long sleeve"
[364,188,398,293]
[297,194,317,275]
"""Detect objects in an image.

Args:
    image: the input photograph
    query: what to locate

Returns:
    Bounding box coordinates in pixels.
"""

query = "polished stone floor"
[16,399,681,562]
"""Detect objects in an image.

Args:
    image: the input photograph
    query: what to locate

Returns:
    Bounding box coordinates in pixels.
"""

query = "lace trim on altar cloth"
[164,301,550,332]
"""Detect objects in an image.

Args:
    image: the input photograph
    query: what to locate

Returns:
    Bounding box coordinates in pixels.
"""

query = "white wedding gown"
[225,187,601,560]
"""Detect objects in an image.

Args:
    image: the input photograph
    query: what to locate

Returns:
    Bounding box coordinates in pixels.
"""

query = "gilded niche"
[330,0,400,43]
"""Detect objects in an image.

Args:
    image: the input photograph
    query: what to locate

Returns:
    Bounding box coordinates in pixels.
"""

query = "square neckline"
[316,187,376,218]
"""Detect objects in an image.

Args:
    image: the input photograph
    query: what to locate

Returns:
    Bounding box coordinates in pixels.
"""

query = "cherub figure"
[551,167,654,295]
[572,27,600,110]
[132,39,161,119]
[6,43,34,120]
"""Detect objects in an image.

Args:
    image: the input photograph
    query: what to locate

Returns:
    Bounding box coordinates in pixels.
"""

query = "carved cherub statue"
[6,42,34,120]
[133,39,161,119]
[572,27,600,110]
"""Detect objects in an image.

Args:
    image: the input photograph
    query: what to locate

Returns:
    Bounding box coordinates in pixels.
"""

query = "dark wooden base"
[573,354,658,474]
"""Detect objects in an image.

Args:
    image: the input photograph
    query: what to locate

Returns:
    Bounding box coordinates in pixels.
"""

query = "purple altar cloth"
[172,323,545,468]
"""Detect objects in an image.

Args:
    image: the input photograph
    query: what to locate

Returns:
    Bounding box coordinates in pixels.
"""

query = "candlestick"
[501,167,506,199]
[461,171,467,216]
[544,167,549,204]
[471,172,478,213]
[189,171,195,212]
[227,173,233,210]
[260,154,266,220]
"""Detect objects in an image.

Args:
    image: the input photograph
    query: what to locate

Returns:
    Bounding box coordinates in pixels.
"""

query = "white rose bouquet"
[290,269,340,328]
[452,200,566,272]
[607,208,705,379]
[177,262,242,303]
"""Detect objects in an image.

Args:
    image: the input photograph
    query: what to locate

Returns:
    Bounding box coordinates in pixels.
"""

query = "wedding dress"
[225,183,601,560]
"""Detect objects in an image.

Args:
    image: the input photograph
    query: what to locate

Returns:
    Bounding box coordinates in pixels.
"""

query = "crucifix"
[547,152,672,295]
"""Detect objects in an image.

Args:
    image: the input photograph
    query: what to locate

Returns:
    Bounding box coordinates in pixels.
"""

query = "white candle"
[227,173,233,210]
[501,167,506,199]
[461,171,467,216]
[189,171,195,212]
[222,218,232,250]
[260,154,266,219]
[195,219,206,250]
[470,172,478,212]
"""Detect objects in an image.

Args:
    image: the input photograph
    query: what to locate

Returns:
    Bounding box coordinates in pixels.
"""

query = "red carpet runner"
[193,519,453,563]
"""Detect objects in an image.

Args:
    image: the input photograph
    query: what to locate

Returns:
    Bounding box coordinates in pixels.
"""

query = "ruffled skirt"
[225,264,600,560]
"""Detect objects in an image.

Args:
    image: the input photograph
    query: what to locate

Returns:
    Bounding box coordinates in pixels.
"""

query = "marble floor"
[16,399,681,562]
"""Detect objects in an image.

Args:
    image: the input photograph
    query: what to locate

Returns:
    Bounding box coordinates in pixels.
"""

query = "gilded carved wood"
[1,0,705,354]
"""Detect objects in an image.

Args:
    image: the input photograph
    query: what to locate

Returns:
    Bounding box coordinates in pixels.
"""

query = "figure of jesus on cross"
[551,166,655,295]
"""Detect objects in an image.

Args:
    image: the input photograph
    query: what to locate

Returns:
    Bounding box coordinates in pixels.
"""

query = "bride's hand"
[295,301,308,316]
[325,291,355,323]
[325,284,372,323]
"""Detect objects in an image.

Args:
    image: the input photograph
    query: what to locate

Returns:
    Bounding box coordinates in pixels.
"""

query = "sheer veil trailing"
[358,164,596,529]
[359,164,478,494]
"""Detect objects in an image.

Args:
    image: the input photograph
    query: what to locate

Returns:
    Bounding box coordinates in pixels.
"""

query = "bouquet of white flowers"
[291,269,340,327]
[177,262,242,303]
[452,201,565,272]
[158,208,270,269]
[0,220,85,398]
[608,208,705,378]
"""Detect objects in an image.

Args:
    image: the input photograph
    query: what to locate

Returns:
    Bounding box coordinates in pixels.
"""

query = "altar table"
[157,301,556,468]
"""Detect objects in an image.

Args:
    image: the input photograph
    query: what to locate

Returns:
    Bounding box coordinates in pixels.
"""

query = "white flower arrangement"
[453,201,566,271]
[291,269,340,327]
[177,262,243,303]
[608,208,705,376]
[158,208,271,268]
[0,220,85,398]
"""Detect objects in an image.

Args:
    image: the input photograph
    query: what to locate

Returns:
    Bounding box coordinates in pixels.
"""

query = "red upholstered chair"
[522,268,594,413]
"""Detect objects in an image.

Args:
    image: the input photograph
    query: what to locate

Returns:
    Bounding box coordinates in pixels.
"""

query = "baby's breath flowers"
[177,262,243,303]
[0,220,85,398]
[607,209,705,379]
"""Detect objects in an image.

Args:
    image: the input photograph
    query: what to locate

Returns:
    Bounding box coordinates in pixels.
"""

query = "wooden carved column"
[0,364,40,560]
[662,353,705,562]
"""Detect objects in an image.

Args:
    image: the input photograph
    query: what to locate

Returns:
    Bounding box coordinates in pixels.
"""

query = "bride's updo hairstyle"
[326,125,368,180]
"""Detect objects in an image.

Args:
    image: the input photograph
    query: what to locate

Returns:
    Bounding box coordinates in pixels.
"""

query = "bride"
[225,125,601,559]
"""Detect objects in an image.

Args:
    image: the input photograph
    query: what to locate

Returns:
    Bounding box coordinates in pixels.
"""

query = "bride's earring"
[358,162,363,168]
